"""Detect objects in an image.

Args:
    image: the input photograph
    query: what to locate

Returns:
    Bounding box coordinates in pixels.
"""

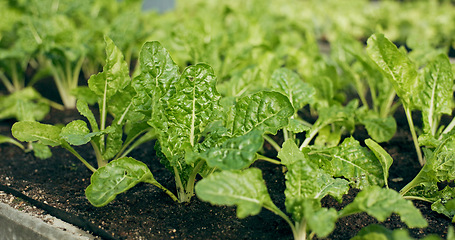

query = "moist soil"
[0,105,453,240]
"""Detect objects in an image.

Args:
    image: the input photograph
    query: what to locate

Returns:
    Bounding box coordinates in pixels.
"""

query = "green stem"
[404,107,424,166]
[441,117,455,138]
[294,220,307,240]
[0,71,14,92]
[90,141,106,168]
[380,89,396,118]
[115,130,155,159]
[184,160,206,202]
[173,166,186,203]
[61,142,96,172]
[402,195,433,203]
[263,204,297,240]
[256,154,282,165]
[263,135,281,152]
[300,124,325,150]
[144,177,179,202]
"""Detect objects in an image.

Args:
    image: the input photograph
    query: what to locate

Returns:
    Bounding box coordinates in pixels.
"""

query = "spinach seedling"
[83,41,294,206]
[196,140,427,240]
[367,33,455,165]
[12,36,154,172]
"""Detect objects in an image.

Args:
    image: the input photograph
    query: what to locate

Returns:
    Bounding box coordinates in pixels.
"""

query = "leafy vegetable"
[366,33,424,165]
[12,36,154,172]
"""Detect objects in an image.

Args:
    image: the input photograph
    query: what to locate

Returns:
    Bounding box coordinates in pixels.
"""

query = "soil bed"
[0,107,453,240]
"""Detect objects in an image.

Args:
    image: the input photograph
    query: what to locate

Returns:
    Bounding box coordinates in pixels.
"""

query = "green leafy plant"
[12,36,154,172]
[196,140,427,240]
[82,40,294,206]
[366,33,455,166]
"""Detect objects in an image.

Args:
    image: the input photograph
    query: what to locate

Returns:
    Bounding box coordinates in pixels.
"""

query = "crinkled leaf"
[279,140,349,222]
[287,119,311,134]
[414,54,453,135]
[401,135,455,196]
[365,138,393,188]
[270,68,316,111]
[366,33,419,106]
[199,129,264,170]
[12,121,62,147]
[108,84,139,124]
[430,186,455,222]
[195,168,276,219]
[331,137,384,188]
[60,120,103,146]
[150,63,220,160]
[88,36,130,100]
[132,41,180,118]
[231,91,293,136]
[339,186,428,228]
[76,99,99,132]
[85,157,157,207]
[361,116,397,143]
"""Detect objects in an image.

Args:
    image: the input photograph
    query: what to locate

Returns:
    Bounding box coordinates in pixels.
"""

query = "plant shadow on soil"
[0,105,453,240]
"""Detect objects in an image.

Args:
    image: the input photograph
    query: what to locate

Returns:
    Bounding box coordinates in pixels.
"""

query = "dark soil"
[0,105,453,240]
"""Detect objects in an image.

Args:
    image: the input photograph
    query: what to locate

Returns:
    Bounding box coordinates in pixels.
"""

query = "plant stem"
[144,177,179,202]
[0,71,14,92]
[404,107,424,165]
[90,141,106,168]
[61,142,96,172]
[441,117,455,138]
[256,153,282,165]
[184,160,206,202]
[263,204,297,239]
[402,195,433,203]
[263,135,281,152]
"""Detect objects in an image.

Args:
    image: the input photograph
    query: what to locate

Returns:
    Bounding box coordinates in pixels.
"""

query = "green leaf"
[400,135,455,196]
[287,119,311,134]
[352,224,414,240]
[60,120,103,146]
[0,135,24,150]
[279,140,349,222]
[361,116,397,143]
[430,186,455,222]
[365,138,393,188]
[132,41,180,118]
[306,204,338,238]
[0,88,50,121]
[150,63,220,159]
[339,186,428,228]
[231,91,294,136]
[76,99,99,132]
[195,168,276,219]
[415,54,453,136]
[85,157,157,207]
[270,68,316,111]
[88,36,130,100]
[366,33,419,106]
[101,124,123,160]
[11,121,62,147]
[199,129,264,170]
[31,142,52,159]
[331,137,384,188]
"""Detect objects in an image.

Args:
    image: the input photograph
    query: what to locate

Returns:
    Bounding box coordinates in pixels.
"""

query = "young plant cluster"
[3,0,455,239]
